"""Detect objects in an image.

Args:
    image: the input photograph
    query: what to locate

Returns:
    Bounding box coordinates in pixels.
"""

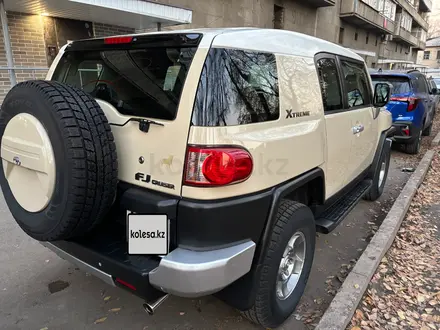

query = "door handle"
[352,124,364,134]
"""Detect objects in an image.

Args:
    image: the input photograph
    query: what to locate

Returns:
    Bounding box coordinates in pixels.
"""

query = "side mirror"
[373,83,390,108]
[432,87,438,95]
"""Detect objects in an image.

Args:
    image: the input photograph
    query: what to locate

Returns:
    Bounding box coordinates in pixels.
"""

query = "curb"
[315,149,436,330]
[431,130,440,147]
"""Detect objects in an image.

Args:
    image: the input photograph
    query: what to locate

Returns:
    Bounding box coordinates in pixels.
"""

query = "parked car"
[0,28,393,328]
[370,70,436,154]
[428,77,440,112]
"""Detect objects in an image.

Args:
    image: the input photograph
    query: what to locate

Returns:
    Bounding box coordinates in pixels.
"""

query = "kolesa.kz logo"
[130,229,165,239]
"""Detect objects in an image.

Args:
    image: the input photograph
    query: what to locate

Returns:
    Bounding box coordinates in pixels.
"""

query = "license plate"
[127,213,169,255]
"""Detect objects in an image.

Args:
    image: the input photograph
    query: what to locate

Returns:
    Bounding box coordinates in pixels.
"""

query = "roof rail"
[407,69,420,73]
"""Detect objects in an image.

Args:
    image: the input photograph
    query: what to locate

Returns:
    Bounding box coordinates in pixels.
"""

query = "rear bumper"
[150,241,256,297]
[391,121,419,144]
[42,239,256,299]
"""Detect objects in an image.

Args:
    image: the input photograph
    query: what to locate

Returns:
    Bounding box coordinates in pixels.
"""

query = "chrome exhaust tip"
[143,294,169,315]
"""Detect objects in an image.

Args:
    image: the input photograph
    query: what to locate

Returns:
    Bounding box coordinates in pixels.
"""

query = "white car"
[0,28,393,328]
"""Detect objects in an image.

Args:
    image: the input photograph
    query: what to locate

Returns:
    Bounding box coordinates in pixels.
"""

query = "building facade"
[0,0,431,100]
[417,37,440,68]
[152,0,430,68]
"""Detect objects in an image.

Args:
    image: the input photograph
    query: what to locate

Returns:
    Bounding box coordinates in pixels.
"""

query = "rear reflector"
[115,278,136,291]
[184,146,253,186]
[390,96,419,112]
[104,36,133,45]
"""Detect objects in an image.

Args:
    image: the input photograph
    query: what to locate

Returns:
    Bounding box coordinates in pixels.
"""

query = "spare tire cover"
[0,80,118,241]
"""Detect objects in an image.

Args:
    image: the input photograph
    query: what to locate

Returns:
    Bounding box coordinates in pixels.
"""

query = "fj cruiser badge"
[135,172,175,190]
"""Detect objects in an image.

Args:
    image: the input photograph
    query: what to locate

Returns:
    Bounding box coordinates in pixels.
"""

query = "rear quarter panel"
[182,54,326,200]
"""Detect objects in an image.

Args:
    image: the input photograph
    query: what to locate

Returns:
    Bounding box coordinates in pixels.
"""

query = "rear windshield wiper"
[110,117,164,133]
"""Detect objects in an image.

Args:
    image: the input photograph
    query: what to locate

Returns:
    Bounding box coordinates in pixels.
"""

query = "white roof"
[120,28,364,61]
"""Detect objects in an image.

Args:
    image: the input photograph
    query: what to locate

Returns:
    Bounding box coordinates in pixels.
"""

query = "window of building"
[395,43,398,52]
[316,58,343,112]
[424,51,430,60]
[354,32,358,41]
[400,45,403,53]
[273,5,284,29]
[436,51,440,60]
[192,48,279,126]
[375,37,378,46]
[366,32,369,44]
[339,27,344,44]
[340,60,372,108]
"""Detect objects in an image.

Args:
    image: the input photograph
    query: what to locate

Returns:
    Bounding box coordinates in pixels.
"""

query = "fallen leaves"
[94,317,107,324]
[348,150,440,330]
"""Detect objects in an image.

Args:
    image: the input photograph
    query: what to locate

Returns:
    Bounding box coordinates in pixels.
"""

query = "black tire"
[364,145,390,201]
[241,200,315,328]
[422,122,432,136]
[405,129,422,155]
[0,81,118,241]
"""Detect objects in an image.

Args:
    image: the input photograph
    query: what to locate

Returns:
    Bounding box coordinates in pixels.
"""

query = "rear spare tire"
[0,81,118,241]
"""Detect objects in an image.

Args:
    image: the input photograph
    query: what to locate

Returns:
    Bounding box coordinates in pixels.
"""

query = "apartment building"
[0,0,431,100]
[154,0,430,68]
[417,37,440,68]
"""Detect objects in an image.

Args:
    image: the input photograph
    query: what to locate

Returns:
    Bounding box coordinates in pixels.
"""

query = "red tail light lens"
[407,97,419,112]
[115,278,136,291]
[104,36,133,44]
[184,146,253,186]
[390,96,419,112]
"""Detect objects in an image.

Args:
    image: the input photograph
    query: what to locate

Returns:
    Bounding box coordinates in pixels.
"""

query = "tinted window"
[371,76,411,95]
[192,48,279,126]
[340,60,372,108]
[412,74,428,93]
[316,58,343,111]
[52,47,197,120]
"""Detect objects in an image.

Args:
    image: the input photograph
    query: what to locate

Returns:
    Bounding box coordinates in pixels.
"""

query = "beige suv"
[0,28,393,328]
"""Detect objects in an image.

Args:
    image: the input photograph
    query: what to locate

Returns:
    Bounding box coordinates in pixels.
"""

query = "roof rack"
[406,69,420,73]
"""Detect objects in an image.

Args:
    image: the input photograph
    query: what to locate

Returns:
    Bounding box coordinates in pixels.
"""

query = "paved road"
[0,152,413,330]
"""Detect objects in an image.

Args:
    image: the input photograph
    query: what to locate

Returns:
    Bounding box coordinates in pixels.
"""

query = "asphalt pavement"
[0,152,413,330]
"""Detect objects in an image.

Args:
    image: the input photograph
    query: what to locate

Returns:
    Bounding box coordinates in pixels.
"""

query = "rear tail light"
[104,36,133,44]
[390,96,419,112]
[184,146,253,186]
[402,126,410,136]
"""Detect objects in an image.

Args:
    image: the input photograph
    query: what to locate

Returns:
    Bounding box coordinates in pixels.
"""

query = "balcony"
[413,40,426,50]
[307,0,335,7]
[419,0,432,12]
[395,0,429,30]
[394,14,418,46]
[340,0,394,34]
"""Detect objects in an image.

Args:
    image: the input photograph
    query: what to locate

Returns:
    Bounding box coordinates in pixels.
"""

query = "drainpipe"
[0,0,16,86]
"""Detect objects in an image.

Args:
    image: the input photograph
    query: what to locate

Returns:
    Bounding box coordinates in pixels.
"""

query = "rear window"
[51,46,197,120]
[191,48,279,126]
[371,76,411,95]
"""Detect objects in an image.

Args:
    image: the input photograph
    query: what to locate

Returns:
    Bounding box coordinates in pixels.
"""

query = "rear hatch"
[49,33,205,196]
[371,75,414,121]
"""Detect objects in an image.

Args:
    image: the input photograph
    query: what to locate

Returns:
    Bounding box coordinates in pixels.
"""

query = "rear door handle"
[352,124,364,134]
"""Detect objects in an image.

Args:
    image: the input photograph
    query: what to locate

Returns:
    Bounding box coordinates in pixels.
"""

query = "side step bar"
[315,180,372,233]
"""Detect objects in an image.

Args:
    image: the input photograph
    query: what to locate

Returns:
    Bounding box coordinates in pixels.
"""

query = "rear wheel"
[422,122,433,136]
[241,200,315,328]
[405,129,422,155]
[0,80,118,241]
[364,145,390,201]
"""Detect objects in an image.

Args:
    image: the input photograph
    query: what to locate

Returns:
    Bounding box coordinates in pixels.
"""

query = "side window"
[316,58,343,112]
[192,48,279,126]
[340,60,372,108]
[412,75,428,93]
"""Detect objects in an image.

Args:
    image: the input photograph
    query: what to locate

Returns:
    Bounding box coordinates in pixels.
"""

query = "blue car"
[370,70,436,154]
